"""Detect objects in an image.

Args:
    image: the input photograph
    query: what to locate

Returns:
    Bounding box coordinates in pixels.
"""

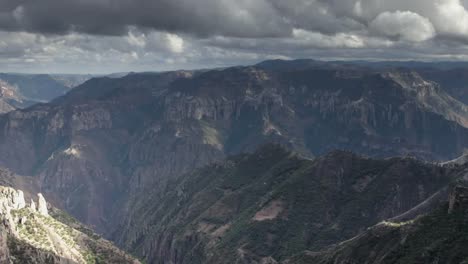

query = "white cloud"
[2,0,468,73]
[433,0,468,38]
[370,11,435,42]
[292,29,366,48]
[165,34,184,53]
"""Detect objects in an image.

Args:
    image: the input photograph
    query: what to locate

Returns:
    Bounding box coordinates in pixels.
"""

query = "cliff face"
[418,68,468,105]
[0,62,466,238]
[113,145,466,264]
[0,185,140,264]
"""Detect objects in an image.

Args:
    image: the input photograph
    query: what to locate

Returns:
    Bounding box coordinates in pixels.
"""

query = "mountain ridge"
[0,60,465,247]
[113,144,467,264]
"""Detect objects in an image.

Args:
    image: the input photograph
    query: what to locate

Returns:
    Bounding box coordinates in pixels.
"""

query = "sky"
[2,0,468,74]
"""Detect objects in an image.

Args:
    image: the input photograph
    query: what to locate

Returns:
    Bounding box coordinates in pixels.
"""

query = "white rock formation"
[37,193,48,216]
[30,199,36,211]
[13,190,25,210]
[0,187,25,215]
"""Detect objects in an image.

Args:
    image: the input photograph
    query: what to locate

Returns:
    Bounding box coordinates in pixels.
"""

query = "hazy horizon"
[6,58,468,75]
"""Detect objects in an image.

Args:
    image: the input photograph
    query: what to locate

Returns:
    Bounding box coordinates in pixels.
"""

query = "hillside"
[288,181,468,264]
[0,185,140,264]
[114,145,466,264]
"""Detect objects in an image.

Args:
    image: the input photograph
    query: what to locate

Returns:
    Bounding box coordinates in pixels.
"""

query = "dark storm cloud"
[0,0,292,37]
[1,0,468,42]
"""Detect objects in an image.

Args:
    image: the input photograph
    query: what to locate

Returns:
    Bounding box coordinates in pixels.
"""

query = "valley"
[0,60,467,263]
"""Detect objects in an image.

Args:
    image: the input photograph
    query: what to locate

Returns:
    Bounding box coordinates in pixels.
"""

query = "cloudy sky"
[2,0,468,73]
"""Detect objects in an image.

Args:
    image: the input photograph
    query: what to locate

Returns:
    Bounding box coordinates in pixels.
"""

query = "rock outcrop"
[0,186,140,264]
[37,193,48,216]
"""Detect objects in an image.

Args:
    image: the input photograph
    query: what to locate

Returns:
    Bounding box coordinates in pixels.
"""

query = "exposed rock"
[253,200,284,221]
[37,193,48,216]
[30,199,36,212]
[0,185,140,264]
[0,187,26,215]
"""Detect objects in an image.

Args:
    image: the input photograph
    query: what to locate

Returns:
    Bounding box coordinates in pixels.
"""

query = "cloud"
[0,0,291,38]
[165,34,184,53]
[369,11,435,42]
[1,0,468,73]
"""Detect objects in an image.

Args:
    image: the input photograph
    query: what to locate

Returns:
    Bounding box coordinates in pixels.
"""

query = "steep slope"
[384,71,468,128]
[418,68,468,105]
[114,145,465,264]
[0,62,465,235]
[0,185,140,264]
[288,180,468,264]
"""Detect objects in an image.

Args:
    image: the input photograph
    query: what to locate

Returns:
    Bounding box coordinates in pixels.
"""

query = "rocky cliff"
[0,185,140,264]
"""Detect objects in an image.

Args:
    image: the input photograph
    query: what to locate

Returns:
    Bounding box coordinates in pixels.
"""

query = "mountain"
[112,145,466,264]
[287,181,468,264]
[258,59,468,105]
[50,74,95,90]
[0,182,139,263]
[417,68,468,105]
[0,61,465,240]
[0,73,92,108]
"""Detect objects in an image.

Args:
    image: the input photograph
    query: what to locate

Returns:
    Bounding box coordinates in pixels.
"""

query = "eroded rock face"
[0,187,26,215]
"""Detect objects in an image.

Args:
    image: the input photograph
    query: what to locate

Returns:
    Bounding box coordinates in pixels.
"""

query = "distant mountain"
[113,145,466,264]
[0,60,465,253]
[0,73,92,109]
[258,59,468,105]
[50,74,95,89]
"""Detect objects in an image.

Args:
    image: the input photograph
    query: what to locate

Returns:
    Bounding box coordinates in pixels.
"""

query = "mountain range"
[0,59,467,263]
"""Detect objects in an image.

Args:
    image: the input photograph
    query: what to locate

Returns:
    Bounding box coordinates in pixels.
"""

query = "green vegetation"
[6,200,139,263]
[289,185,468,264]
[122,145,462,264]
[383,204,468,264]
